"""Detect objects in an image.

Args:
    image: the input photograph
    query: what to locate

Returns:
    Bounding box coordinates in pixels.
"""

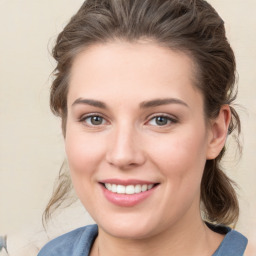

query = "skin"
[65,41,231,256]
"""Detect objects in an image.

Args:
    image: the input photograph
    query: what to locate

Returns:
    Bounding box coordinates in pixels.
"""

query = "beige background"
[0,0,255,254]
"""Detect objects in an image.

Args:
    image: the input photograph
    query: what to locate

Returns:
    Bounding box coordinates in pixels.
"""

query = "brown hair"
[44,0,241,226]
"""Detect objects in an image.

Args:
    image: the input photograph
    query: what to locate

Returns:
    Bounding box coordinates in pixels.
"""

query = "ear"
[206,105,231,160]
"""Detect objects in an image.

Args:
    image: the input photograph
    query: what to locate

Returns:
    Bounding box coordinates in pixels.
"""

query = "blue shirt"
[38,224,248,256]
[0,236,7,254]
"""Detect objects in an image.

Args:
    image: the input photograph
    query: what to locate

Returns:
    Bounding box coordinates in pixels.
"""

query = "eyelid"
[78,112,110,126]
[145,113,178,126]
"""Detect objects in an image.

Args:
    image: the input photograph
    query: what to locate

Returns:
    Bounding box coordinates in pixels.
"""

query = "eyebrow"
[71,97,189,109]
[72,98,107,109]
[140,98,189,108]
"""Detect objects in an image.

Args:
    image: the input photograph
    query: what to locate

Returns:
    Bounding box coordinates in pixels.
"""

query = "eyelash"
[79,113,108,127]
[146,114,178,127]
[78,113,178,127]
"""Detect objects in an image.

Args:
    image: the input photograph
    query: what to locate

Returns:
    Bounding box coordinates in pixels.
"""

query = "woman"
[38,0,248,255]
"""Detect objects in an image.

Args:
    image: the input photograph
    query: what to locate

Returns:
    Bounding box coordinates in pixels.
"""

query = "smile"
[104,183,154,195]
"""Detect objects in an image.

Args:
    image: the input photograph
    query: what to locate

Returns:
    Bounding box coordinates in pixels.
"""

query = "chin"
[102,224,154,240]
[96,213,161,240]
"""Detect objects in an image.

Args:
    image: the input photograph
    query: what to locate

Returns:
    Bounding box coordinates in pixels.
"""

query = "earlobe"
[206,105,231,160]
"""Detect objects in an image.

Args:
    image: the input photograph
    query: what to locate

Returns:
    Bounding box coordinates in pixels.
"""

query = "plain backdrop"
[0,0,255,254]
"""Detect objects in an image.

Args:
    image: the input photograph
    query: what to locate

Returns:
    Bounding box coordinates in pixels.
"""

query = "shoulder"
[38,224,98,256]
[211,224,248,256]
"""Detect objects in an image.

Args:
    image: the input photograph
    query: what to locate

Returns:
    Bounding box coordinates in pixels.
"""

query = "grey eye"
[148,116,172,126]
[85,116,106,126]
[155,116,169,126]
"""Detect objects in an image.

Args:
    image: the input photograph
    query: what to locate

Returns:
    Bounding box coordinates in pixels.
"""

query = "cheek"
[64,130,106,212]
[65,129,104,171]
[64,128,106,196]
[148,126,208,186]
[152,130,208,215]
[154,134,206,163]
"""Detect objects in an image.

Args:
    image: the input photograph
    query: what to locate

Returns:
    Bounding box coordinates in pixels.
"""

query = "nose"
[106,125,146,169]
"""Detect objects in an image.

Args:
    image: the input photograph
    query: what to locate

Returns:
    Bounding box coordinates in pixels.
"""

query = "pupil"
[156,117,167,125]
[91,116,102,125]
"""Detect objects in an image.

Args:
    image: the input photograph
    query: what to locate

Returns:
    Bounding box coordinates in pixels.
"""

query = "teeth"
[105,183,112,190]
[141,184,147,192]
[126,185,135,194]
[112,184,117,193]
[117,185,125,194]
[147,184,153,190]
[135,184,141,193]
[104,183,155,194]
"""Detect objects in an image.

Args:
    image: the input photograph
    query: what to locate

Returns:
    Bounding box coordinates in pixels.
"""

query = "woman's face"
[65,41,214,239]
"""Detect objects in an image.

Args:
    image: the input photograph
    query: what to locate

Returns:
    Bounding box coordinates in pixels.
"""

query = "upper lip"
[99,179,159,185]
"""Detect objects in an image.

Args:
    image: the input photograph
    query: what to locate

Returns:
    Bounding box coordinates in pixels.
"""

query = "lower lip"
[101,185,157,207]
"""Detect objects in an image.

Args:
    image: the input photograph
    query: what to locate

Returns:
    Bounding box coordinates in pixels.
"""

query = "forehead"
[68,41,202,108]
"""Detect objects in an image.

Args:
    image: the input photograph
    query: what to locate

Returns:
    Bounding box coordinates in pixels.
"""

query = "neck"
[90,214,224,256]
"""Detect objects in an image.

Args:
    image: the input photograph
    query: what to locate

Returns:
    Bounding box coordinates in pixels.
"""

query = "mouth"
[99,179,160,206]
[102,183,158,195]
[99,180,160,207]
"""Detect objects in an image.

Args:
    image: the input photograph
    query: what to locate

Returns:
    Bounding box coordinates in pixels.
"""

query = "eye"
[147,115,176,126]
[81,115,107,126]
